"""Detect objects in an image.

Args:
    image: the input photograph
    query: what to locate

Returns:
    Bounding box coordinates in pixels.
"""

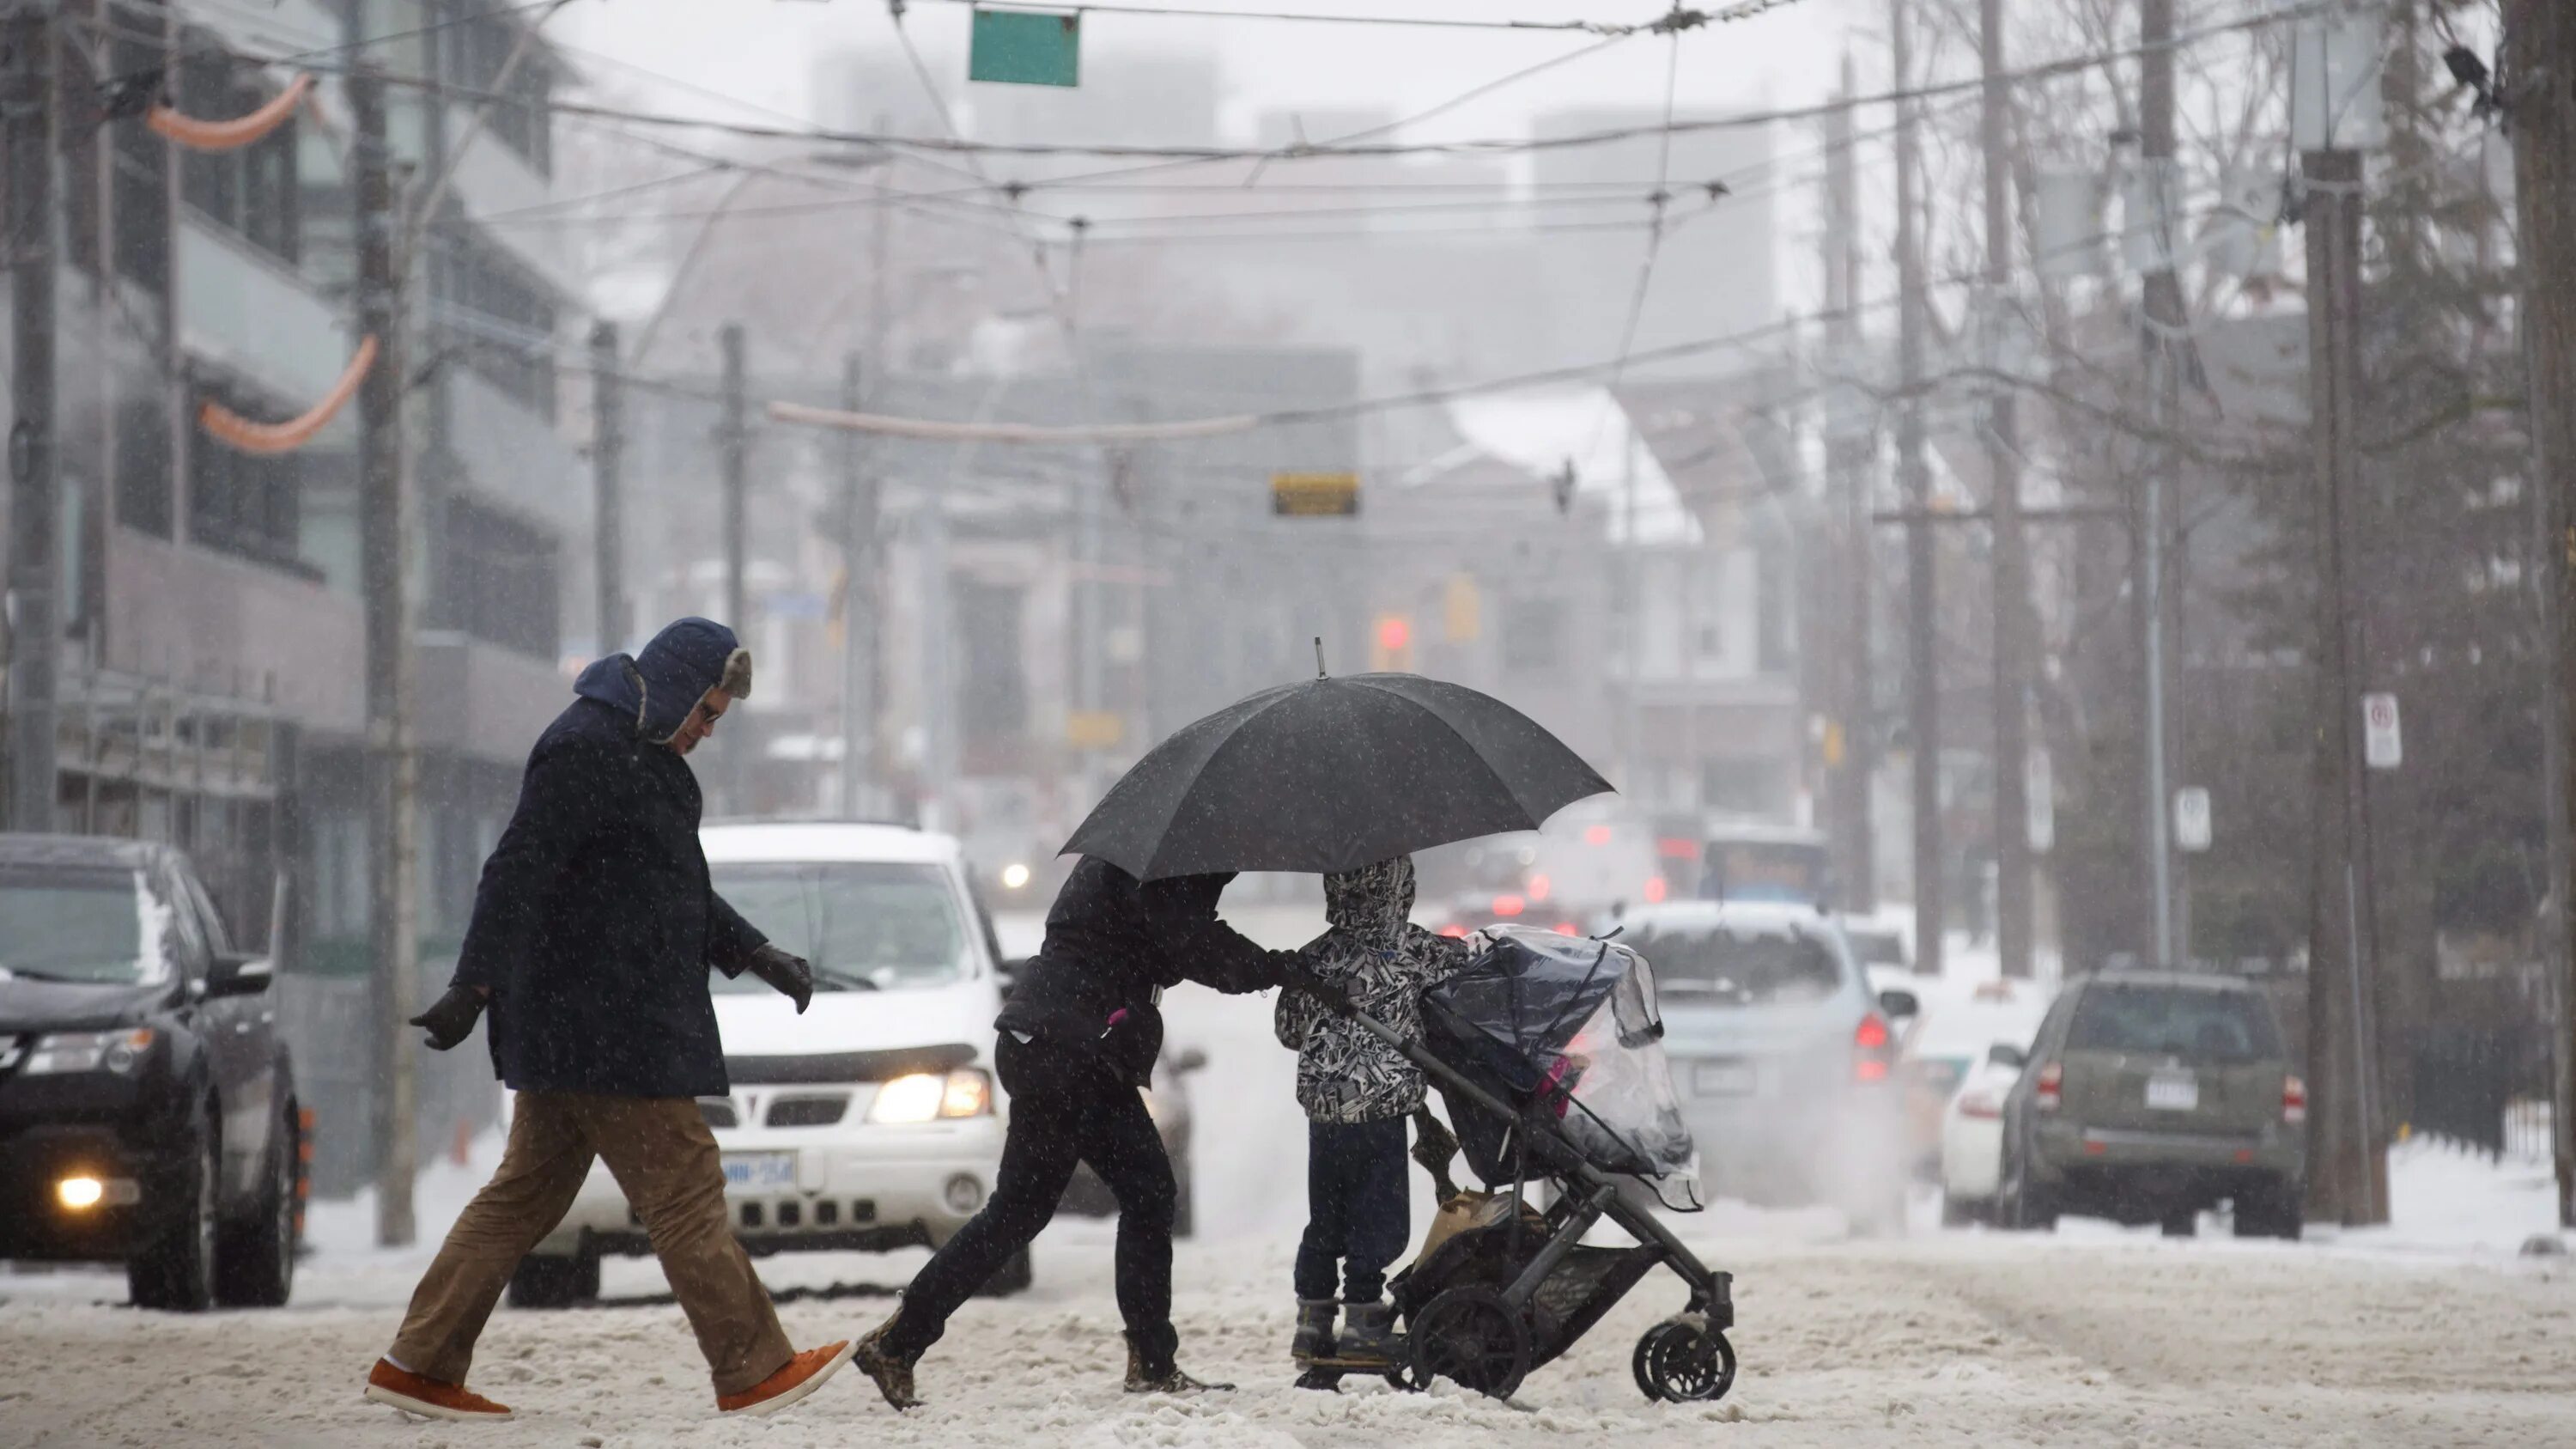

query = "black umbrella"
[1060,669,1612,880]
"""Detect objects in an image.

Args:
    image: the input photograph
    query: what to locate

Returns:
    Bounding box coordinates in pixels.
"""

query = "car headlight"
[23,1028,156,1076]
[999,862,1032,892]
[868,1068,993,1123]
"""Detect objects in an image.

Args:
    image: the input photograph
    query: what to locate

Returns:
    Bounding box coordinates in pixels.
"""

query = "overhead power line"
[907,0,1804,36]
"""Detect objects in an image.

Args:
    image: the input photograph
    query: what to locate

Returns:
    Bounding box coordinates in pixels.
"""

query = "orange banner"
[147,74,313,153]
[197,335,379,456]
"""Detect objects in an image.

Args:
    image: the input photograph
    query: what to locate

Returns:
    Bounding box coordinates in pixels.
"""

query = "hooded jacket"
[1274,856,1471,1124]
[452,618,767,1099]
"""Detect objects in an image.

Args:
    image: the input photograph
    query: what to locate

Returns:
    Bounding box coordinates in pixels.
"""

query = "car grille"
[766,1094,850,1128]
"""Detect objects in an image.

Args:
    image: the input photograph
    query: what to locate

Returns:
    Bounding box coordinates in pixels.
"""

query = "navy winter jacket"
[452,619,765,1099]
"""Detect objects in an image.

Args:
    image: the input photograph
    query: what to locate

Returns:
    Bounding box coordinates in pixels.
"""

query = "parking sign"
[2362,693,2402,770]
[2174,787,2211,853]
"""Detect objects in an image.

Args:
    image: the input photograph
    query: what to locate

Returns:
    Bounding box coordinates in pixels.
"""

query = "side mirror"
[1170,1048,1209,1075]
[206,950,274,999]
[1988,1042,2028,1071]
[1876,988,1921,1022]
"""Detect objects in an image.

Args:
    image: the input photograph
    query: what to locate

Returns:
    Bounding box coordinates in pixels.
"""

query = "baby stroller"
[1291,925,1735,1404]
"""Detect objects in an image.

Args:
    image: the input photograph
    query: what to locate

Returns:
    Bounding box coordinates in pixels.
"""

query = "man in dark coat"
[361,618,857,1423]
[853,855,1290,1408]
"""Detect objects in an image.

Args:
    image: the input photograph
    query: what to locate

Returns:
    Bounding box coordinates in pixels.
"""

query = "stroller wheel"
[1631,1318,1736,1403]
[1408,1286,1531,1400]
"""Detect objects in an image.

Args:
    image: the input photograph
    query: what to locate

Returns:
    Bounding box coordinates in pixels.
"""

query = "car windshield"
[1634,925,1844,1006]
[2068,983,2281,1062]
[0,867,165,986]
[708,861,969,993]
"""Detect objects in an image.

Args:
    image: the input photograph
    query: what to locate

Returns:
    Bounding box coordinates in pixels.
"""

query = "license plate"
[721,1151,796,1193]
[2145,1074,2199,1111]
[1694,1062,1757,1096]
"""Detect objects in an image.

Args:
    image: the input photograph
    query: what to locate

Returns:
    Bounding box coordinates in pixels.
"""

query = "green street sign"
[969,9,1081,88]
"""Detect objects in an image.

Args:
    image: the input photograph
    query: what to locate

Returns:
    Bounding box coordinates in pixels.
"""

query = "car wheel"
[131,1105,219,1312]
[2002,1145,2057,1233]
[975,1245,1035,1297]
[216,1093,301,1307]
[2160,1208,2197,1239]
[1169,1148,1196,1241]
[507,1248,600,1309]
[2232,1178,2304,1241]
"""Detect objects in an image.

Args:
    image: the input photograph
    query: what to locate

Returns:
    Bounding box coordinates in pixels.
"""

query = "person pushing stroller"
[1274,856,1473,1383]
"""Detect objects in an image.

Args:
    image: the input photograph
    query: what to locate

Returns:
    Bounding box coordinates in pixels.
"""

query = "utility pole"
[353,64,419,1247]
[3,3,60,832]
[2138,0,2184,968]
[2300,142,2385,1227]
[718,322,747,811]
[591,321,626,656]
[1823,57,1875,911]
[1980,0,2033,979]
[1892,0,1942,977]
[2505,0,2576,1227]
[837,352,878,818]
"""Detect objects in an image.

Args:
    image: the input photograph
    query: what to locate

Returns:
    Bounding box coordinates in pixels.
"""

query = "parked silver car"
[1612,900,1909,1234]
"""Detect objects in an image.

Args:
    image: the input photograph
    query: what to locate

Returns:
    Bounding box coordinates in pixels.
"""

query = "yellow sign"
[1272,472,1359,516]
[1443,573,1480,643]
[1066,710,1124,751]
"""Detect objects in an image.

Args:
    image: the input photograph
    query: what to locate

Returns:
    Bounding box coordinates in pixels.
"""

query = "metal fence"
[2406,1026,2549,1163]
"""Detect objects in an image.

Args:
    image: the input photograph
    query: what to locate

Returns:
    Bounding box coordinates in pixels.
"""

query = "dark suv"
[0,835,303,1307]
[1997,971,2304,1239]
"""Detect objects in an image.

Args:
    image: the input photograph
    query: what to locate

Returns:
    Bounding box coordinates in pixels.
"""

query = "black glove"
[410,983,485,1051]
[746,943,814,1014]
[1286,968,1353,1016]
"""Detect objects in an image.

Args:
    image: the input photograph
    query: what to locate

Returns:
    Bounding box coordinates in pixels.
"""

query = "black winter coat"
[995,858,1287,1086]
[452,695,766,1098]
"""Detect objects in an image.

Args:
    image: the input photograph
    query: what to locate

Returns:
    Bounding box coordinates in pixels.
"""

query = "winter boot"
[1291,1298,1338,1362]
[1124,1330,1233,1394]
[853,1311,924,1411]
[1338,1300,1399,1366]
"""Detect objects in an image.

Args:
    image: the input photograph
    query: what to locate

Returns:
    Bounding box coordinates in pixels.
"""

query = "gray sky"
[556,0,1858,141]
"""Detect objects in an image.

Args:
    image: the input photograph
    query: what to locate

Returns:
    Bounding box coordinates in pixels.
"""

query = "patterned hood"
[1322,856,1416,954]
[1279,855,1468,1123]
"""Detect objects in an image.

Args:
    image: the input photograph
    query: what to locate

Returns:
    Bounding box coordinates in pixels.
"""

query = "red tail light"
[2282,1075,2306,1124]
[1958,1090,2003,1120]
[1551,921,1578,936]
[1643,875,1669,904]
[1437,923,1470,939]
[2034,1061,2063,1112]
[1528,873,1552,903]
[1853,1014,1893,1083]
[1492,894,1526,918]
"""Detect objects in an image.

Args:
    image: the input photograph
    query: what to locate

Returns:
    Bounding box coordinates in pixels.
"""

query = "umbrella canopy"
[1060,673,1612,880]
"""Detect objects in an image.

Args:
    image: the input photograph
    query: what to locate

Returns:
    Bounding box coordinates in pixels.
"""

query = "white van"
[507,821,1018,1306]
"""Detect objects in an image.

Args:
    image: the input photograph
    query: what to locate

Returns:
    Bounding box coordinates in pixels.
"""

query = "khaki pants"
[387,1091,793,1396]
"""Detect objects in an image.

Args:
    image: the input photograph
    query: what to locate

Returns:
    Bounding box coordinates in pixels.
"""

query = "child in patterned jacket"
[1273,855,1473,1377]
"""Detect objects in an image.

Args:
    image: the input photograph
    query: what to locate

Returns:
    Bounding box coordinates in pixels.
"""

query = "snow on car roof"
[701,820,964,866]
[1614,899,1835,938]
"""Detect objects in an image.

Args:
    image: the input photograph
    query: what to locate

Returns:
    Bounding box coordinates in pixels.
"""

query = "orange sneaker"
[716,1340,856,1418]
[362,1358,515,1422]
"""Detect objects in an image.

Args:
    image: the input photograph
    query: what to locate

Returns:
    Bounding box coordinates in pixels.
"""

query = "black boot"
[853,1310,924,1410]
[1291,1299,1338,1362]
[1338,1300,1399,1365]
[1124,1331,1233,1394]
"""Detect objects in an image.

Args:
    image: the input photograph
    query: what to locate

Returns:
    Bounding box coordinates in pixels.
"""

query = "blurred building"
[1,0,592,1190]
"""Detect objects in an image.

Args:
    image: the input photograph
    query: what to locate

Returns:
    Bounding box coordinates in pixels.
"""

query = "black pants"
[886,1033,1180,1369]
[1293,1116,1412,1305]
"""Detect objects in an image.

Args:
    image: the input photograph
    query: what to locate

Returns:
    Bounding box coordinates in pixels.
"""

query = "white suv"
[507,821,1018,1306]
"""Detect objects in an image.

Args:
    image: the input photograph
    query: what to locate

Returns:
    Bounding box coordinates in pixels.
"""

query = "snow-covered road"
[9,1222,2575,1447]
[9,909,2574,1446]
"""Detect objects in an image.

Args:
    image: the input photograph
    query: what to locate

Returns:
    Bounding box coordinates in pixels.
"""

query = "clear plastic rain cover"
[1425,925,1704,1211]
